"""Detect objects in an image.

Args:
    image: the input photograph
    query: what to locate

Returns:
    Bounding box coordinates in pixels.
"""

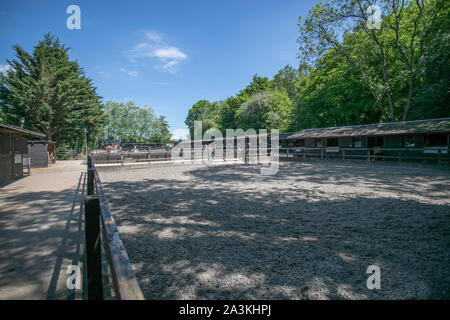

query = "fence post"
[84,196,103,300]
[87,159,94,196]
[244,137,249,164]
[342,150,345,160]
[321,149,324,160]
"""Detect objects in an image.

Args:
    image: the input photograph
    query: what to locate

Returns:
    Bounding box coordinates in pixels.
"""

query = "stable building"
[281,118,450,163]
[0,122,46,185]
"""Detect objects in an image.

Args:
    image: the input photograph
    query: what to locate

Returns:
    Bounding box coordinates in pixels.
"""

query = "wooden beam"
[84,196,103,300]
[10,133,14,180]
[87,168,94,196]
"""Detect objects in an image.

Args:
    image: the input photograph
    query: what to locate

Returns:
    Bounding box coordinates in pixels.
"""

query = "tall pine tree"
[0,33,104,151]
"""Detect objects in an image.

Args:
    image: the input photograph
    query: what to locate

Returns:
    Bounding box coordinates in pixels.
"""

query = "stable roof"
[0,122,46,138]
[287,118,450,140]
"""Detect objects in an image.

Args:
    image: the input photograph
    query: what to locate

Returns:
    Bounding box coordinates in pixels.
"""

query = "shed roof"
[287,118,450,140]
[28,140,56,144]
[0,122,46,138]
[279,132,295,139]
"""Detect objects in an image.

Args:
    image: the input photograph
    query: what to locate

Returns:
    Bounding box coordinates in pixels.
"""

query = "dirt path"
[99,160,450,300]
[0,161,85,300]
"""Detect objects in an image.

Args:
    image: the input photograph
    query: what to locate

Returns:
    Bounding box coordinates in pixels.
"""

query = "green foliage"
[295,49,380,129]
[184,74,287,136]
[238,75,272,98]
[271,65,309,104]
[103,100,171,144]
[235,92,272,130]
[235,90,294,132]
[185,99,220,137]
[151,115,172,143]
[410,0,450,120]
[0,33,104,150]
[298,0,447,122]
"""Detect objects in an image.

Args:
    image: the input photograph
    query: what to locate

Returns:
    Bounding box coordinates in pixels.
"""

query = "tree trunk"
[402,73,415,121]
[379,49,396,121]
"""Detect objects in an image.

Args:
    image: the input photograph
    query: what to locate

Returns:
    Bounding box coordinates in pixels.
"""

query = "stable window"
[368,136,383,148]
[305,139,315,148]
[403,135,416,148]
[326,138,339,147]
[295,140,305,147]
[339,138,352,148]
[315,139,323,147]
[423,133,447,147]
[352,137,362,148]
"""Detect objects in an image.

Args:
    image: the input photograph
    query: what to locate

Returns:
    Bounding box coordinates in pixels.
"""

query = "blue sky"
[0,0,316,139]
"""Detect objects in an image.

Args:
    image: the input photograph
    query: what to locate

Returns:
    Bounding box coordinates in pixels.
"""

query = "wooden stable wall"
[13,136,27,179]
[0,133,13,185]
[28,142,49,168]
[0,133,28,185]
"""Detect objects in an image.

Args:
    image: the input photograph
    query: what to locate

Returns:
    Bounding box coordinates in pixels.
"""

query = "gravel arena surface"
[98,160,450,300]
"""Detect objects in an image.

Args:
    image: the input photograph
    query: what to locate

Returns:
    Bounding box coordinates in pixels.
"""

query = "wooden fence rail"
[90,150,171,165]
[89,146,449,166]
[278,147,449,164]
[85,156,144,300]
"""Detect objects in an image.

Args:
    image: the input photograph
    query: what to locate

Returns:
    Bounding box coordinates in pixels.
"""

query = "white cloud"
[0,64,12,75]
[154,47,187,60]
[125,30,187,73]
[171,128,189,141]
[120,68,138,77]
[145,31,162,42]
[160,60,180,73]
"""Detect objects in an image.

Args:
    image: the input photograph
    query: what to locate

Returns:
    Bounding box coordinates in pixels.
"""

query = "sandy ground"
[98,160,450,300]
[0,160,85,300]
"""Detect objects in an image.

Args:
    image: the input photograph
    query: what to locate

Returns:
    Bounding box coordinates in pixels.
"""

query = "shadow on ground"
[0,173,85,300]
[98,161,450,300]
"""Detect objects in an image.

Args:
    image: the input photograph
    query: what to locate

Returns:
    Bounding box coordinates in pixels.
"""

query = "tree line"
[0,33,172,153]
[103,100,171,145]
[185,0,449,136]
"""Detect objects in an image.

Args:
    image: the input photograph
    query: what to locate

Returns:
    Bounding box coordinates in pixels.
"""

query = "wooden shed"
[0,122,46,185]
[27,140,56,168]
